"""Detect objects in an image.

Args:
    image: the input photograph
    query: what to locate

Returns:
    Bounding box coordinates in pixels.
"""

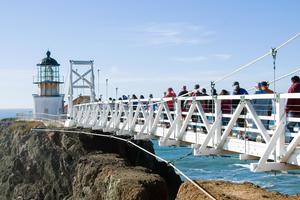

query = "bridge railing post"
[214,97,222,147]
[96,103,101,125]
[113,101,118,129]
[176,98,182,139]
[73,106,78,124]
[148,99,154,133]
[275,94,286,161]
[79,104,87,126]
[117,101,121,129]
[82,104,89,126]
[76,105,83,125]
[88,103,98,127]
[128,99,133,132]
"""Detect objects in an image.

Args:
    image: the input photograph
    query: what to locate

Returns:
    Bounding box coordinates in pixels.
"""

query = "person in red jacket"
[165,87,176,110]
[286,76,300,132]
[163,88,176,128]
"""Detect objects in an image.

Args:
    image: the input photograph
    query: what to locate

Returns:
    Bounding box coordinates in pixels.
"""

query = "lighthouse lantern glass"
[37,65,60,82]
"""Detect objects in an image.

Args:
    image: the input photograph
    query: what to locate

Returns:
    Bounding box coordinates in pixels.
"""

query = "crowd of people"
[104,75,300,133]
[160,76,300,133]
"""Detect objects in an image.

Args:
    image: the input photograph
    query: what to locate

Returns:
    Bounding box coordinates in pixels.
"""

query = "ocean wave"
[233,163,251,169]
[257,182,275,189]
[184,168,209,173]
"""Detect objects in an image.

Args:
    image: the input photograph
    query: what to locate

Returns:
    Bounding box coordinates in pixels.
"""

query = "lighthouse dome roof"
[37,51,60,66]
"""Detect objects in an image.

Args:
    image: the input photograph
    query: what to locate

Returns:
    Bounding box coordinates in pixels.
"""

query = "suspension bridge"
[35,33,300,173]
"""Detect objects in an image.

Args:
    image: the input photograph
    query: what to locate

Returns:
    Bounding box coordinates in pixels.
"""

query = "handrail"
[73,93,300,107]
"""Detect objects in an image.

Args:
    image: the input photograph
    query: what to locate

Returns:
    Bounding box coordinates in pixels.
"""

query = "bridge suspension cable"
[247,66,300,91]
[141,32,300,104]
[32,128,217,200]
[213,32,300,84]
[90,33,300,109]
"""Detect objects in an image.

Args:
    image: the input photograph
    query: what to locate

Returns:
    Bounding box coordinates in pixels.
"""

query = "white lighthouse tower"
[33,51,64,117]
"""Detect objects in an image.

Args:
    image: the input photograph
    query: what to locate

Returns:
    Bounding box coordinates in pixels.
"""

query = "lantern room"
[34,50,63,96]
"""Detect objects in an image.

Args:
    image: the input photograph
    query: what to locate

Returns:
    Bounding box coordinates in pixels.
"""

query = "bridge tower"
[33,51,64,116]
[65,60,95,127]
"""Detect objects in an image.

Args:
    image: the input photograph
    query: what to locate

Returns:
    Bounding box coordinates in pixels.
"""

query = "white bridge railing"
[16,112,67,126]
[66,93,300,172]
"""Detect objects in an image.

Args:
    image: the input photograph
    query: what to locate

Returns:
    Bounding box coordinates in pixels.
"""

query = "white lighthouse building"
[33,51,64,117]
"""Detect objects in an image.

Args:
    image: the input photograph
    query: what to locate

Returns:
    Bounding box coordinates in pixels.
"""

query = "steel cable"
[213,32,300,85]
[32,128,217,200]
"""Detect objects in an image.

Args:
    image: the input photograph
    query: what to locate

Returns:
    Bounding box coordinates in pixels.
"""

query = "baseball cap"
[261,81,268,86]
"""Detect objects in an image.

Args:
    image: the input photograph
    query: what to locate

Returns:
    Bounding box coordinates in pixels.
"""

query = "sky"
[0,0,300,108]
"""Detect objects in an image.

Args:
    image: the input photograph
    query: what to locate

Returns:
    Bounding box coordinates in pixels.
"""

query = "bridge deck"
[66,93,300,172]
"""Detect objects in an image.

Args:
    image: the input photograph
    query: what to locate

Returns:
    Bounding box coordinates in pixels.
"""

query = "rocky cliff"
[0,121,182,200]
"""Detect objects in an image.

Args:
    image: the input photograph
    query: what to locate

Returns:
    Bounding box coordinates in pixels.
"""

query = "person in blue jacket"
[232,81,248,139]
[232,81,248,95]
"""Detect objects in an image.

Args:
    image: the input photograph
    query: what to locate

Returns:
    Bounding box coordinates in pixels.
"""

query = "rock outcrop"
[0,121,182,200]
[176,180,300,200]
[71,153,168,200]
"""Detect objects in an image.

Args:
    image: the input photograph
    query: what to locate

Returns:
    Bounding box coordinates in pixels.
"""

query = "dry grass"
[8,121,45,134]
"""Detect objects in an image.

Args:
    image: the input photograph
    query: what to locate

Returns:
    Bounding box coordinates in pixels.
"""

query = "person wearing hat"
[254,82,264,94]
[259,81,274,129]
[261,81,274,94]
[252,82,271,129]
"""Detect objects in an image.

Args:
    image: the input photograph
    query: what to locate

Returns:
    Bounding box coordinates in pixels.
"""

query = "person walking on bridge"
[260,81,274,129]
[178,86,188,111]
[286,76,300,132]
[192,84,202,96]
[201,88,210,113]
[252,82,270,129]
[232,81,248,139]
[164,88,176,128]
[232,81,248,96]
[165,88,176,110]
[261,81,274,94]
[132,94,138,110]
[178,85,188,97]
[220,89,231,126]
[191,84,205,132]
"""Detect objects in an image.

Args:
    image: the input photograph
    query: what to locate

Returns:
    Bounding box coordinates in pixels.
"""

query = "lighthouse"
[33,51,64,117]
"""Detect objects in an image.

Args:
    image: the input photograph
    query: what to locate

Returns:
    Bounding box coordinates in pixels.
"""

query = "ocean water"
[153,140,300,195]
[1,109,300,195]
[0,108,32,119]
